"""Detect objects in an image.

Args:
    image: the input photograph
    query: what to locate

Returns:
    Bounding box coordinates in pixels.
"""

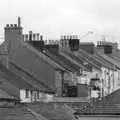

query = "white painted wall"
[20,89,31,103]
[77,69,101,85]
[101,67,120,96]
[114,70,120,90]
[91,90,99,98]
[20,89,53,103]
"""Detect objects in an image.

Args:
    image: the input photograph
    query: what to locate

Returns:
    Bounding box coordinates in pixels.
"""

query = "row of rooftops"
[1,17,120,99]
[26,37,118,71]
[23,31,115,47]
[16,27,118,72]
[22,31,118,48]
[28,37,120,69]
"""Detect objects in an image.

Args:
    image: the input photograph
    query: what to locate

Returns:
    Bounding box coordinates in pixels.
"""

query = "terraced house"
[0,17,120,105]
[0,17,93,103]
[78,41,120,97]
[59,37,120,98]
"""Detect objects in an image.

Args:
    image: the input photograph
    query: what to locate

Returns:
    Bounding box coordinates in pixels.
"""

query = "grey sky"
[0,0,120,44]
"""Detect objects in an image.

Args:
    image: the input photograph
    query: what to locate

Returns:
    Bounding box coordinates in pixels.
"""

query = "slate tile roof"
[43,48,80,73]
[9,60,55,93]
[0,41,8,55]
[28,42,80,73]
[25,41,66,71]
[59,47,90,71]
[96,52,120,69]
[75,49,101,71]
[8,38,65,92]
[93,53,114,70]
[0,63,33,90]
[0,79,20,99]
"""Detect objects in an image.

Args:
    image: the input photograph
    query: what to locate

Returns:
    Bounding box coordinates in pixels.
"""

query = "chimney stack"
[70,35,72,39]
[29,31,33,41]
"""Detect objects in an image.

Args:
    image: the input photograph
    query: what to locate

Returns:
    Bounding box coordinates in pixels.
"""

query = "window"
[25,89,29,98]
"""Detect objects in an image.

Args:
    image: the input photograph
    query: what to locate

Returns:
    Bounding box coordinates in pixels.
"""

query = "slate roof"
[76,47,116,70]
[0,61,55,100]
[0,63,34,90]
[106,54,120,70]
[96,52,120,69]
[108,54,120,63]
[76,49,102,71]
[0,41,8,55]
[8,38,66,92]
[42,49,79,72]
[9,60,55,93]
[93,53,114,70]
[59,47,91,71]
[24,42,66,71]
[0,77,20,99]
[29,42,81,73]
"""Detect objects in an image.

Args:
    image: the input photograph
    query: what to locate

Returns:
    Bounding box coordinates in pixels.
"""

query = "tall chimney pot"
[40,35,43,41]
[29,31,33,41]
[33,34,36,41]
[18,17,21,27]
[36,33,39,40]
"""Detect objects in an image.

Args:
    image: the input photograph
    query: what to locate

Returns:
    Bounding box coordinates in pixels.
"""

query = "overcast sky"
[0,0,120,44]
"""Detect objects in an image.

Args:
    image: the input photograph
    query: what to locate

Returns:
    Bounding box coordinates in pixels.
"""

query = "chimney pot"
[70,35,72,39]
[40,35,43,41]
[76,35,78,39]
[29,31,33,41]
[18,17,21,27]
[73,35,75,39]
[64,35,66,40]
[33,34,36,41]
[6,24,9,27]
[10,24,13,27]
[49,40,51,44]
[67,35,69,39]
[36,33,39,40]
[14,24,17,27]
[44,40,47,44]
